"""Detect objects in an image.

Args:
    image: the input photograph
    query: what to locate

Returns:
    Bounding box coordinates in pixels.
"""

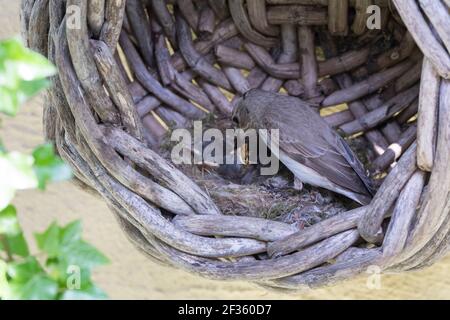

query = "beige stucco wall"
[2,0,449,299]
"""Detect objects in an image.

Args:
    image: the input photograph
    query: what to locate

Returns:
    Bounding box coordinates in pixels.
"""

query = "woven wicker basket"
[21,0,450,291]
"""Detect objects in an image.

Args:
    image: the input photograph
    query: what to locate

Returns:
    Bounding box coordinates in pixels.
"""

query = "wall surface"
[1,0,449,299]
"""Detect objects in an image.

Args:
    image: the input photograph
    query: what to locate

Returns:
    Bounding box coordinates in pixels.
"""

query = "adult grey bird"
[232,89,375,205]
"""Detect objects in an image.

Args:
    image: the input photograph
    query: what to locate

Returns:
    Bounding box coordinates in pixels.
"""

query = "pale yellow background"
[1,0,449,299]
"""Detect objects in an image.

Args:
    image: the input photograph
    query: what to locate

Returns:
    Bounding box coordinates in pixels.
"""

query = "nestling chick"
[232,89,375,205]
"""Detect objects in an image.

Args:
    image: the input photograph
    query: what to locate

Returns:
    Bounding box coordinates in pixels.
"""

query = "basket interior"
[109,0,421,225]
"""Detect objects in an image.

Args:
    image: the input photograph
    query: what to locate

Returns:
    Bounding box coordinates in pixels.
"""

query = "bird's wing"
[262,103,373,196]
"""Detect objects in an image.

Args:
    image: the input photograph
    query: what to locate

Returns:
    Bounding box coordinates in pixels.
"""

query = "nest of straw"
[21,0,450,291]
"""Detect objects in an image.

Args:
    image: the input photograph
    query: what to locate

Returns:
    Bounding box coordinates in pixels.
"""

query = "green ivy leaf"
[47,260,92,290]
[0,205,29,257]
[36,221,108,269]
[32,144,72,189]
[0,38,56,116]
[5,232,29,257]
[0,38,56,79]
[8,274,59,300]
[60,220,82,246]
[0,87,18,116]
[7,256,44,283]
[0,205,20,236]
[6,221,108,300]
[61,240,109,270]
[4,258,54,300]
[35,222,60,258]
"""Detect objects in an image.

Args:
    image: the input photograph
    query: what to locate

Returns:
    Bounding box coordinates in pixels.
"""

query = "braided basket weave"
[21,0,450,291]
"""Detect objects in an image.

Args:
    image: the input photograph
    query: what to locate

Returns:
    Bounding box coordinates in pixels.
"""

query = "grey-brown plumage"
[233,89,375,205]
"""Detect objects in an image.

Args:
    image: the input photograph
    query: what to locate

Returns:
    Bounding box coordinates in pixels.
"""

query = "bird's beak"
[231,101,241,124]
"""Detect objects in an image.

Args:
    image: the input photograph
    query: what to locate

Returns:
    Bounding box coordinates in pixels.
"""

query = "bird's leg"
[293,177,304,191]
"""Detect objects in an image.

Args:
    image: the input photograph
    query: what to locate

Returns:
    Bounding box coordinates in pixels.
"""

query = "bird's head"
[232,89,275,127]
